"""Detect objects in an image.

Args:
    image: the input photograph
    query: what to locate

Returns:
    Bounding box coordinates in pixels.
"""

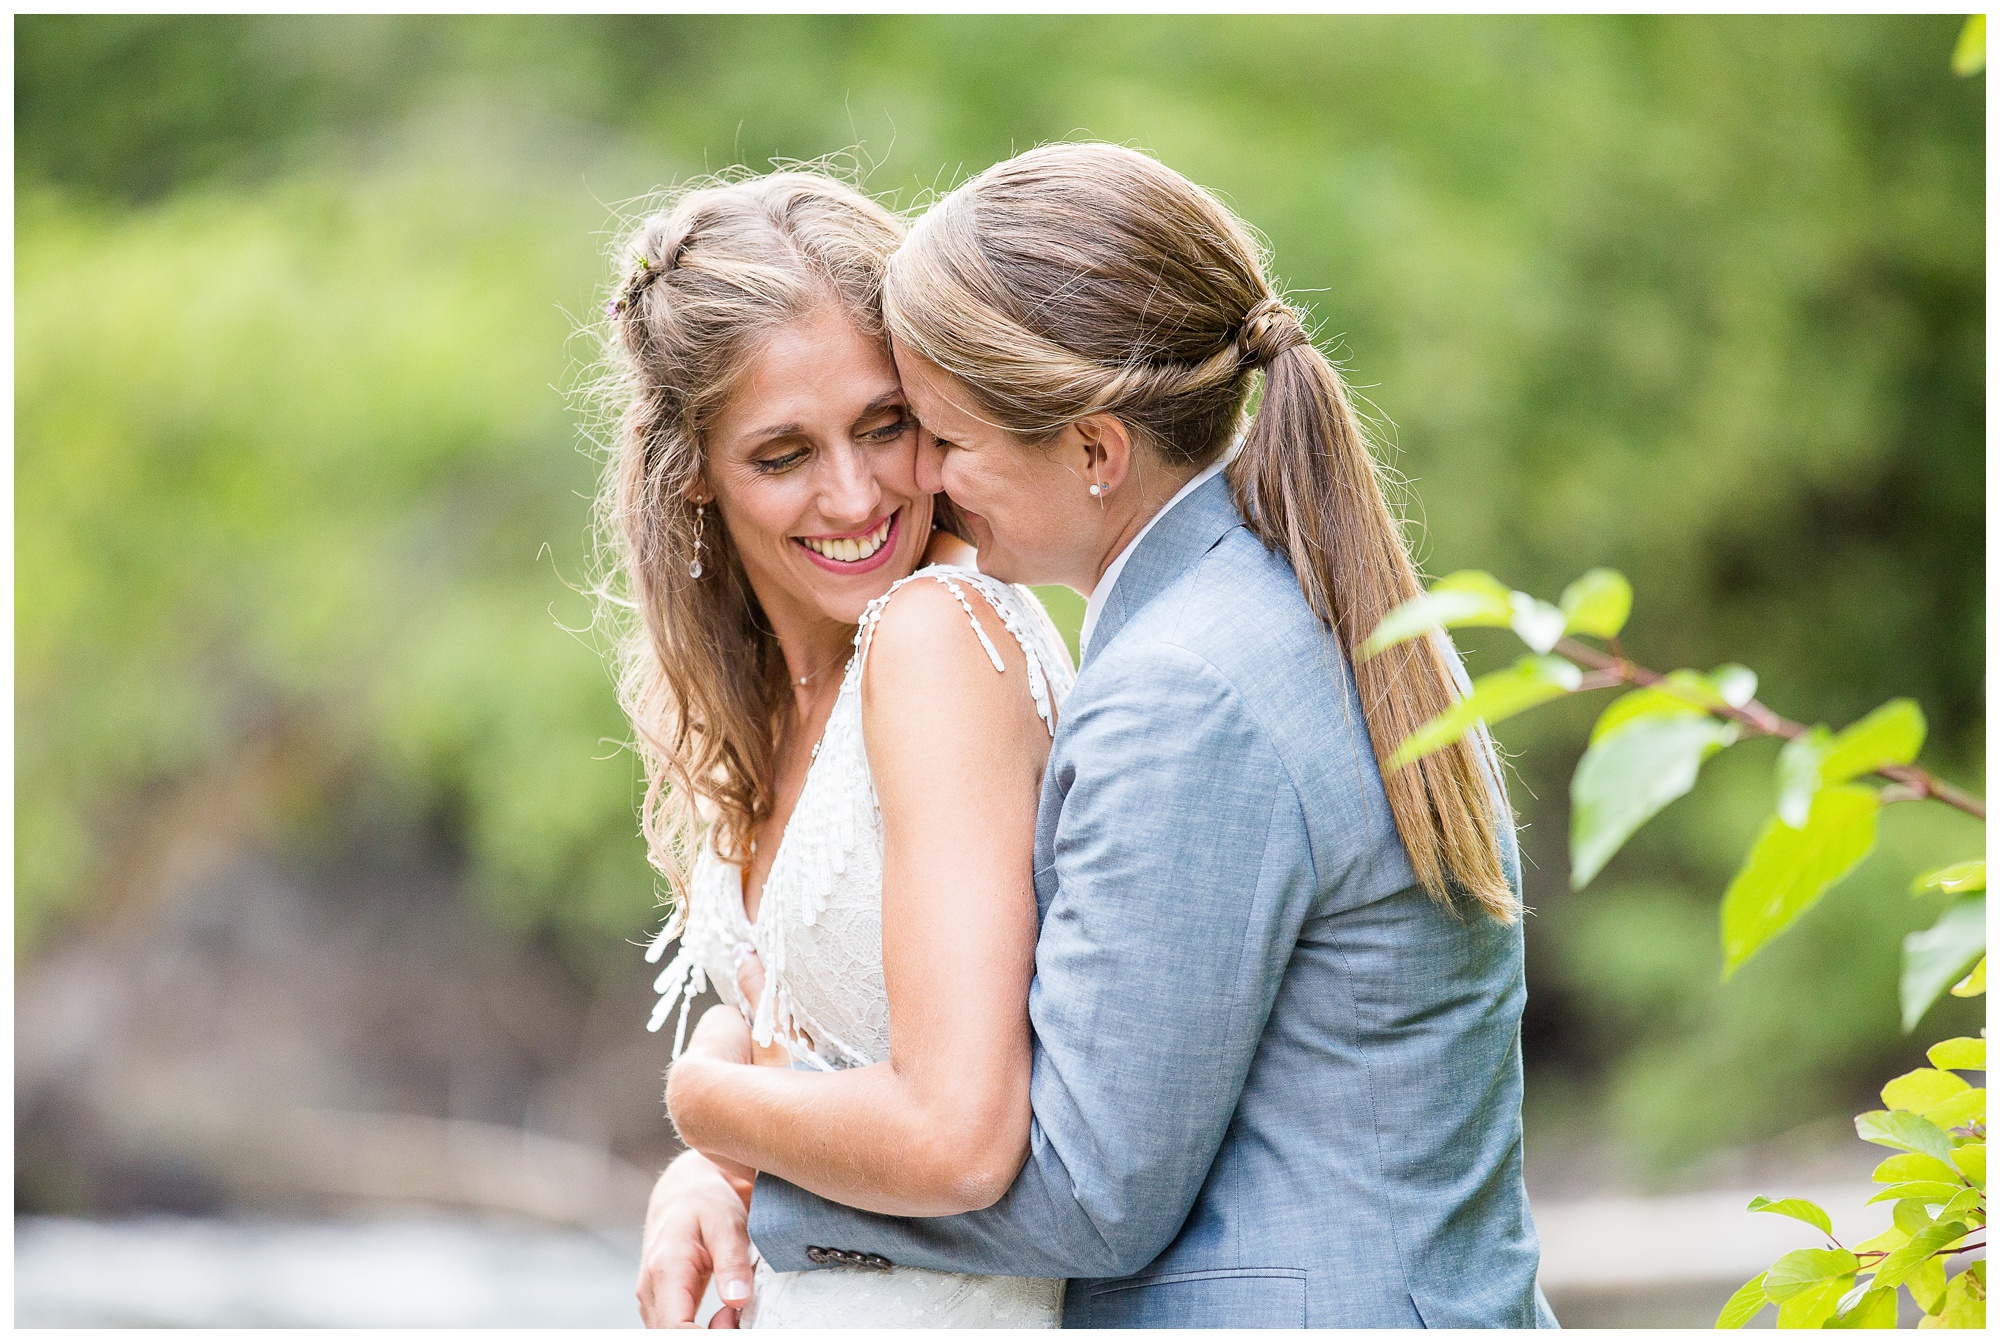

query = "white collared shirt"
[1078,456,1230,658]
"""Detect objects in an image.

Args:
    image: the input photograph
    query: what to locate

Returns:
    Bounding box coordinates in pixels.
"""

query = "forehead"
[719,308,898,436]
[890,342,987,433]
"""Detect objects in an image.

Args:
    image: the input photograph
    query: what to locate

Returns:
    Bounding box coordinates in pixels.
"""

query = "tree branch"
[1551,636,1986,823]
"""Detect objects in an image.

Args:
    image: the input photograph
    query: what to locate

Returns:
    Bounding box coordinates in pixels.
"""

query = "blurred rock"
[15,832,686,1226]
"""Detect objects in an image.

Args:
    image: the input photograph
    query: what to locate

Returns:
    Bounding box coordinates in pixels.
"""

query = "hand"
[686,1001,754,1069]
[636,1150,756,1328]
[669,1006,758,1186]
[732,948,793,1068]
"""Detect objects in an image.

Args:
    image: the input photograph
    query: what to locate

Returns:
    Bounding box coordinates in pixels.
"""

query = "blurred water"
[14,1214,645,1327]
[17,1182,1899,1328]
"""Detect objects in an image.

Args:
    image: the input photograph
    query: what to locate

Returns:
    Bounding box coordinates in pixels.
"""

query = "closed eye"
[862,415,915,444]
[753,447,809,474]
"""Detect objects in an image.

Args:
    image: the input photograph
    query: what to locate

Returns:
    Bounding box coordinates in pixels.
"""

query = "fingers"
[637,1153,754,1329]
[635,1251,706,1329]
[687,1003,754,1065]
[702,1203,757,1314]
[707,1304,741,1329]
[733,945,767,1008]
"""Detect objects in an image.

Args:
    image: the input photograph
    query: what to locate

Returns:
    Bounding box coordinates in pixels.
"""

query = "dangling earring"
[689,504,708,579]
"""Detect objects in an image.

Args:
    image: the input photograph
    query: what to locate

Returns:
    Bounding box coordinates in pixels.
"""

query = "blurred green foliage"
[14,15,1982,1171]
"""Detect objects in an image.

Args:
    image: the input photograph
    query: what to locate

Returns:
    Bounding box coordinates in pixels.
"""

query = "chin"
[825,555,926,624]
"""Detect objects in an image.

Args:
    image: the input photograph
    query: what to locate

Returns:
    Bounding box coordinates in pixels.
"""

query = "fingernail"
[726,1279,750,1300]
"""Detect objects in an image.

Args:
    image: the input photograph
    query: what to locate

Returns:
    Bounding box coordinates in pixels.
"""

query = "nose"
[817,442,882,527]
[913,429,945,495]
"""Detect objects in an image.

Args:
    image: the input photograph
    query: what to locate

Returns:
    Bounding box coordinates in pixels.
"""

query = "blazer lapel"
[1082,471,1244,668]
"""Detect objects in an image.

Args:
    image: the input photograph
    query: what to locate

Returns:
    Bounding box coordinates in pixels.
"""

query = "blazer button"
[858,1253,893,1271]
[805,1246,832,1265]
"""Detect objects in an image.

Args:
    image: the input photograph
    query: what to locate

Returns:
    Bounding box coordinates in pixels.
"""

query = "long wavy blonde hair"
[884,143,1517,921]
[592,171,906,905]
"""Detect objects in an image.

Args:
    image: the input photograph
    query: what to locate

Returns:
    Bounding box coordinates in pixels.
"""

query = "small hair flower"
[607,248,664,320]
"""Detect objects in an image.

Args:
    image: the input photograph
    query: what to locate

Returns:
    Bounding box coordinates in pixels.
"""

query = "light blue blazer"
[750,473,1556,1328]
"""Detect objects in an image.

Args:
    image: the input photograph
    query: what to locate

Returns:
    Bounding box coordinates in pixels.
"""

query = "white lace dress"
[645,565,1075,1329]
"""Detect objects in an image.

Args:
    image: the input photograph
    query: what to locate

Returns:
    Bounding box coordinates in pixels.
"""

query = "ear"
[1071,414,1139,494]
[682,473,714,508]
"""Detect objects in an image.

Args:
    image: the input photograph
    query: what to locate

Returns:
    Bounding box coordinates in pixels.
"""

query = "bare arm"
[667,578,1048,1217]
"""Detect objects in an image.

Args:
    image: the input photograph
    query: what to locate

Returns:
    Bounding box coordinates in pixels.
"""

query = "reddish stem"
[1551,637,1986,823]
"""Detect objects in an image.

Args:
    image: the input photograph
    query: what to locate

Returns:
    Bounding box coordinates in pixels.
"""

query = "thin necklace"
[791,644,851,688]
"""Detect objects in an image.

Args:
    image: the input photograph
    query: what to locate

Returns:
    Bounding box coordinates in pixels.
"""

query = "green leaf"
[1856,1109,1957,1163]
[1508,592,1568,654]
[1771,703,1923,831]
[1775,1275,1851,1328]
[1764,1246,1860,1300]
[1953,14,1985,77]
[1875,1152,1962,1186]
[1714,1273,1769,1329]
[1590,687,1705,743]
[1874,1220,1967,1289]
[1902,896,1988,1032]
[1895,1197,1942,1236]
[1774,726,1831,829]
[1386,655,1582,770]
[1935,1186,1983,1224]
[1953,956,1986,998]
[1587,665,1753,744]
[1361,570,1514,657]
[1710,664,1759,709]
[1569,715,1737,889]
[1907,1252,1949,1316]
[1855,1223,1911,1255]
[1952,1144,1984,1191]
[1929,1037,1987,1072]
[1557,567,1632,640]
[1819,698,1926,785]
[1827,1285,1898,1328]
[1720,785,1880,977]
[1922,1087,1985,1133]
[1747,1194,1835,1237]
[1884,1067,1974,1115]
[1937,1260,1986,1328]
[1867,1180,1966,1205]
[1913,860,1986,897]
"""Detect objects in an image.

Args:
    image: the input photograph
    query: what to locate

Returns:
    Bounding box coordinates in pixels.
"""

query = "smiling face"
[703,306,934,630]
[895,341,1109,589]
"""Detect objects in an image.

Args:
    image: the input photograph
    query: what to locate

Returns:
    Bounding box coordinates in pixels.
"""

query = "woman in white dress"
[597,172,1071,1327]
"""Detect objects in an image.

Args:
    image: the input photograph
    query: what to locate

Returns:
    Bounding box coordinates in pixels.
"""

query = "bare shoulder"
[862,573,1038,725]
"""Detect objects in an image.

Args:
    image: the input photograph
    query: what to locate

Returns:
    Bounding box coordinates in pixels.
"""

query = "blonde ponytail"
[1229,308,1516,920]
[885,141,1517,920]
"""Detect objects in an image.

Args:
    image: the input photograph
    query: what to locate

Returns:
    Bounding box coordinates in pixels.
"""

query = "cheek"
[722,479,806,556]
[877,443,923,496]
[940,455,996,509]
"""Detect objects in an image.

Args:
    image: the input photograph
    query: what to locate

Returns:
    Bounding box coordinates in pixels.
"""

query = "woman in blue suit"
[654,142,1554,1328]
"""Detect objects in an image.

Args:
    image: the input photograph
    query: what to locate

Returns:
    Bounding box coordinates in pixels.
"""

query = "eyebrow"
[857,389,907,418]
[744,390,906,445]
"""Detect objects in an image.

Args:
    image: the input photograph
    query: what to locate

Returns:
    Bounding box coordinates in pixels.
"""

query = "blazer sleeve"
[749,643,1319,1279]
